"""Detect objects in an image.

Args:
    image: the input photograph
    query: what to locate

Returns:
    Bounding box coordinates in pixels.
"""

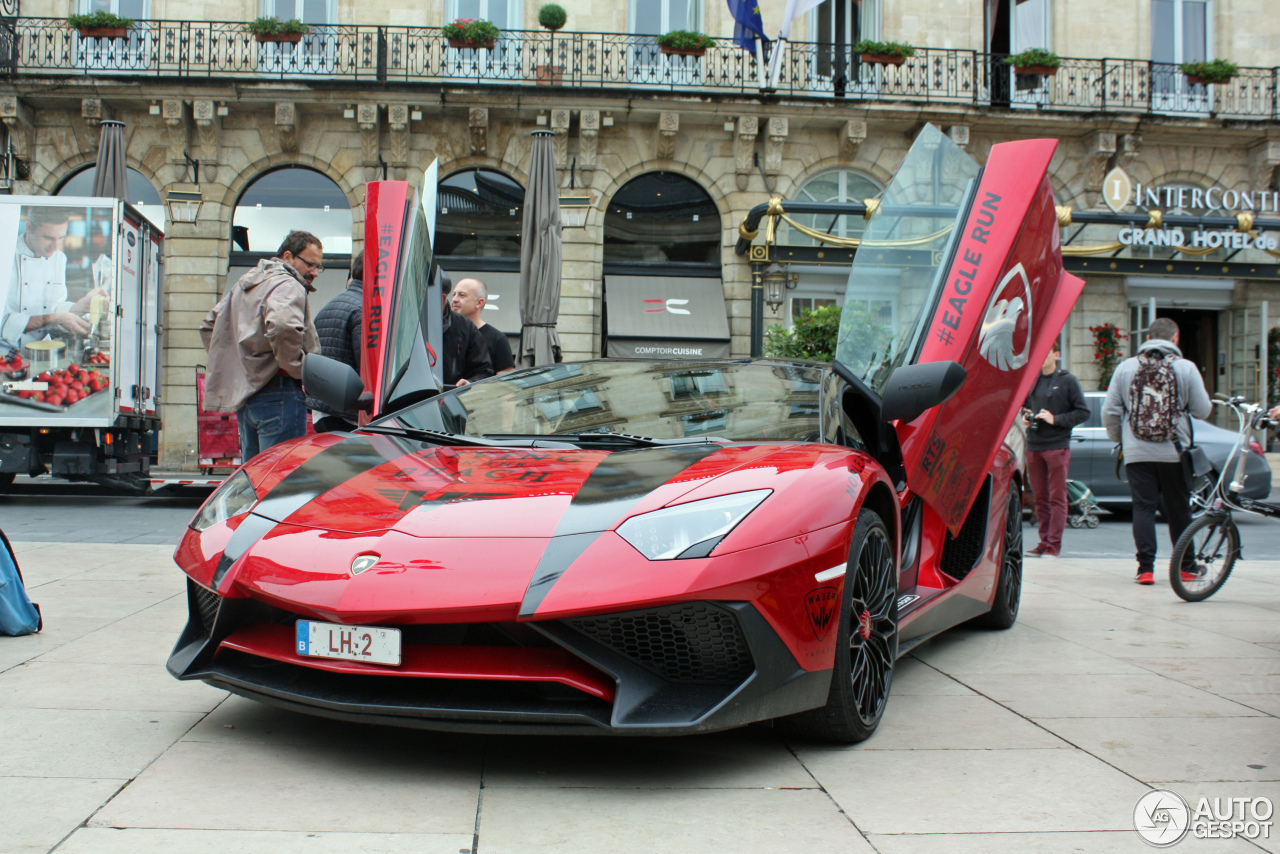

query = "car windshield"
[836,123,981,395]
[393,360,826,442]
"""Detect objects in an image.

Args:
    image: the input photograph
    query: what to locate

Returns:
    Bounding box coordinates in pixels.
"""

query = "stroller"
[1065,479,1100,529]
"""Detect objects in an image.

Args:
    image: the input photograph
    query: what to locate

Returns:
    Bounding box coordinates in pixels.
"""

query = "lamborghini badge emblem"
[350,555,379,575]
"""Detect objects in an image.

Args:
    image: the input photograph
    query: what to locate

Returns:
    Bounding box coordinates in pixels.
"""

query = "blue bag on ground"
[0,528,41,636]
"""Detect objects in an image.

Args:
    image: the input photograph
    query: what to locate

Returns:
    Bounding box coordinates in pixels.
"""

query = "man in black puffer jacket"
[305,251,364,432]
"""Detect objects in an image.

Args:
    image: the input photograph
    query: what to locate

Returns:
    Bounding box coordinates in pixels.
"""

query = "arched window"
[436,168,525,261]
[232,167,352,255]
[781,169,883,246]
[56,165,164,230]
[604,172,718,266]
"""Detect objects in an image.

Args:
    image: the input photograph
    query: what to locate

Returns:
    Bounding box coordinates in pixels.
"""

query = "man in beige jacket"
[200,230,322,459]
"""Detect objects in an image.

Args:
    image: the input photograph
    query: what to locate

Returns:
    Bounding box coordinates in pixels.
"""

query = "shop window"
[56,165,164,230]
[436,168,525,261]
[231,166,352,255]
[604,172,718,266]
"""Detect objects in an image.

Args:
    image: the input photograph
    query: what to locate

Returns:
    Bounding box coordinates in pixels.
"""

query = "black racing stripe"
[519,444,720,617]
[211,434,416,590]
[253,434,412,522]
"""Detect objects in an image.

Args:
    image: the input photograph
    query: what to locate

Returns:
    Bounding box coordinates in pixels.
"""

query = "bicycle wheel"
[1168,512,1239,602]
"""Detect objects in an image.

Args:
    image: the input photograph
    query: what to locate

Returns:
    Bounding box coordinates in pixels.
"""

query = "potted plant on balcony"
[246,17,310,44]
[537,4,567,85]
[1005,48,1061,76]
[1180,58,1238,86]
[444,18,500,50]
[853,40,915,66]
[656,30,715,58]
[67,11,135,40]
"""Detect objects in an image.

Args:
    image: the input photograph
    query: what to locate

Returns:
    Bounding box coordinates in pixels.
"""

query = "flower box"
[255,32,303,44]
[660,45,706,57]
[1012,64,1058,76]
[1185,73,1224,86]
[449,37,495,50]
[77,26,129,39]
[861,53,906,66]
[536,64,565,85]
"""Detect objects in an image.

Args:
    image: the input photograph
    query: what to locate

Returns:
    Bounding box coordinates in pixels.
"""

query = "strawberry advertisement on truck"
[0,196,164,493]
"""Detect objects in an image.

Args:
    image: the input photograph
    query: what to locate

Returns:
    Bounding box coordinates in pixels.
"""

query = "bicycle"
[1168,395,1278,602]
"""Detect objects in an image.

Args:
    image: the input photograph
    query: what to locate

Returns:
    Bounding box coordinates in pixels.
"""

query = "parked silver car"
[1068,392,1272,508]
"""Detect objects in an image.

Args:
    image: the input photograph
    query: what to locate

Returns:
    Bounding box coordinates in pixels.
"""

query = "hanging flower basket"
[448,37,495,49]
[861,53,906,66]
[1012,64,1058,76]
[255,32,303,44]
[660,45,706,57]
[77,26,129,39]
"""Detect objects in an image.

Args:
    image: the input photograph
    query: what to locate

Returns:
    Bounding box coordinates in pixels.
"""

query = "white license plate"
[296,621,401,666]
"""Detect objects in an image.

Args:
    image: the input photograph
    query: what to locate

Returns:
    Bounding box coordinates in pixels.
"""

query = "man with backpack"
[1102,317,1213,584]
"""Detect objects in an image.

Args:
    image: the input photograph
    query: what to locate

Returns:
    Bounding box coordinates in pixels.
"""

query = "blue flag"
[726,0,767,50]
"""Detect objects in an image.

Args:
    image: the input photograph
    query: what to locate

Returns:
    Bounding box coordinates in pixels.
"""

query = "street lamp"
[762,262,794,314]
[558,190,592,228]
[164,188,203,224]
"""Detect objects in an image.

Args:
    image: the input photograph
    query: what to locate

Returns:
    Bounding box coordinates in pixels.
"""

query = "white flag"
[767,0,829,88]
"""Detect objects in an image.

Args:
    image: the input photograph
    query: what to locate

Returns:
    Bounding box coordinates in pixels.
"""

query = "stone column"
[557,208,604,361]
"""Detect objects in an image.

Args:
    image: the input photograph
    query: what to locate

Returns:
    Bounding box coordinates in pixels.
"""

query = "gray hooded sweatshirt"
[1102,338,1212,465]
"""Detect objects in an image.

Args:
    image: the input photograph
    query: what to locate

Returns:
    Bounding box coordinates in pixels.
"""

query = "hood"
[240,257,311,292]
[1138,338,1182,359]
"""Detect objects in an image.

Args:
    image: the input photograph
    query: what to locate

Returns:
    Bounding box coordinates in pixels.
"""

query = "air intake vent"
[193,583,220,632]
[939,476,992,580]
[567,602,753,684]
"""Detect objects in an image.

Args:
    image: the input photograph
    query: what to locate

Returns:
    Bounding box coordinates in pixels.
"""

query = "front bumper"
[168,580,829,735]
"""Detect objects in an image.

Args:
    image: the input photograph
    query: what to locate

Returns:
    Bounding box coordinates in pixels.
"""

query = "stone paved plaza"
[2,541,1278,853]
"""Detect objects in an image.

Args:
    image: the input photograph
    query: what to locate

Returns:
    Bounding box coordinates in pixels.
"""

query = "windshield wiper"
[360,424,575,449]
[482,432,730,448]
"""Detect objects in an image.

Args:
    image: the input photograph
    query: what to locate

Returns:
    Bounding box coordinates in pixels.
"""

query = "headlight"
[616,490,771,560]
[191,469,259,532]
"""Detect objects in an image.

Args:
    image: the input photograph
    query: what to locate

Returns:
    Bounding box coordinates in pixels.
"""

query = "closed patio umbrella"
[518,130,562,366]
[91,120,128,200]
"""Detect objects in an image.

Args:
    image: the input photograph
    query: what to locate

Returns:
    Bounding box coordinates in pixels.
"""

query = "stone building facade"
[1,0,1278,466]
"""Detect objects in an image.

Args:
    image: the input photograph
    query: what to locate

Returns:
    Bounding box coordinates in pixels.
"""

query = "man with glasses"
[200,230,322,458]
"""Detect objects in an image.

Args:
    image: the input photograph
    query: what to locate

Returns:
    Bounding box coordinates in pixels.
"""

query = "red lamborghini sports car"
[169,126,1083,741]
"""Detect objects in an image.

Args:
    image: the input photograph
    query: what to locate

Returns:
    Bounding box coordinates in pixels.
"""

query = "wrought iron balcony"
[1,18,1276,120]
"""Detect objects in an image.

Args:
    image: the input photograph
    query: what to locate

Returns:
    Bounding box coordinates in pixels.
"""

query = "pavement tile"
[35,628,176,666]
[1040,717,1280,782]
[795,747,1150,834]
[850,693,1068,750]
[1221,694,1280,716]
[0,707,201,778]
[960,673,1266,718]
[0,776,125,854]
[0,630,69,672]
[29,577,182,601]
[911,627,1148,677]
[1019,591,1127,610]
[0,661,226,712]
[1124,658,1280,695]
[892,657,977,695]
[1193,621,1280,645]
[57,828,476,854]
[864,830,1262,852]
[1018,611,1276,660]
[476,787,873,854]
[483,728,814,789]
[91,740,481,833]
[109,595,190,632]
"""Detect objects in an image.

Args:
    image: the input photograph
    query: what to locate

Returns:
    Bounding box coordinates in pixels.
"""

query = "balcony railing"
[2,19,1277,119]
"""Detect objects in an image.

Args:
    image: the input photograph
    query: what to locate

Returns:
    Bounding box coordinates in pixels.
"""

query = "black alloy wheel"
[783,508,898,743]
[1169,511,1239,602]
[974,483,1022,630]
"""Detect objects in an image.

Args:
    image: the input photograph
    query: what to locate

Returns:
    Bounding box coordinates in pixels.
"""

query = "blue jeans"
[237,379,308,460]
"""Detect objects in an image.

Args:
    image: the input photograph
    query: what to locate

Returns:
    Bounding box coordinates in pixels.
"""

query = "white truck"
[0,196,164,493]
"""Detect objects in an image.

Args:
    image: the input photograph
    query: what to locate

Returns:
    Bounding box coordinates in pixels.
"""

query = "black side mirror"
[302,354,367,413]
[880,361,966,424]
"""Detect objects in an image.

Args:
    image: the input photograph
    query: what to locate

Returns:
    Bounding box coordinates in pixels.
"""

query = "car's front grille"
[566,602,753,684]
[193,582,221,632]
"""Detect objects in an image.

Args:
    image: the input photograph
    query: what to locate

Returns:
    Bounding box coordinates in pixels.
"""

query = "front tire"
[1169,512,1238,602]
[974,483,1023,630]
[783,508,898,744]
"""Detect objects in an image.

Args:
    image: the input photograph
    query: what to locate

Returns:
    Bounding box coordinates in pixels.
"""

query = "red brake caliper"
[858,609,872,641]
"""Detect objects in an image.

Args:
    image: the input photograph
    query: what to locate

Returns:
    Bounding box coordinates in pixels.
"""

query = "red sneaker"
[1135,571,1155,585]
[1180,565,1207,583]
